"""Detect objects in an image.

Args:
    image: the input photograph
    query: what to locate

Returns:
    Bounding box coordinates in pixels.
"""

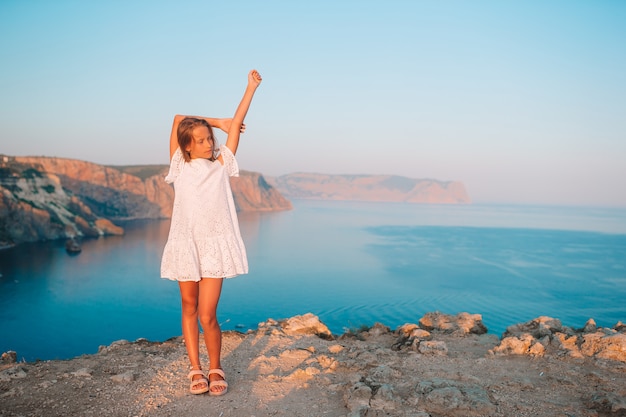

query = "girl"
[161,69,262,395]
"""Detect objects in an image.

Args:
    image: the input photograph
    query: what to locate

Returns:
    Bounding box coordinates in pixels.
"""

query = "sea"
[1,200,625,362]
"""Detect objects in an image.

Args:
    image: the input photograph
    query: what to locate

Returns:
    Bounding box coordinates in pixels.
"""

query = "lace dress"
[160,146,248,281]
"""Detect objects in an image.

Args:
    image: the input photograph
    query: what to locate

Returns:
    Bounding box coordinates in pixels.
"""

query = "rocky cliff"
[0,158,124,247]
[0,155,291,247]
[230,171,292,212]
[1,312,625,417]
[270,173,471,204]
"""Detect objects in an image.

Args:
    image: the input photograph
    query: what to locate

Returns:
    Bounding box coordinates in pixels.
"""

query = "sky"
[1,0,625,207]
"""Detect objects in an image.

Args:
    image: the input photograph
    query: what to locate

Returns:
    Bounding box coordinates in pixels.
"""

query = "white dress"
[160,146,248,281]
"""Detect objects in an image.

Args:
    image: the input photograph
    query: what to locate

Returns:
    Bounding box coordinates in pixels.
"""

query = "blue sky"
[1,0,625,206]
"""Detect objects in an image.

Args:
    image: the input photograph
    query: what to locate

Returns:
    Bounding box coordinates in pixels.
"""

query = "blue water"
[1,200,625,361]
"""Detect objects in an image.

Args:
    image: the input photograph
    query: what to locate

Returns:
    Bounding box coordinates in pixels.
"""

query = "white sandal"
[207,369,228,396]
[188,369,209,395]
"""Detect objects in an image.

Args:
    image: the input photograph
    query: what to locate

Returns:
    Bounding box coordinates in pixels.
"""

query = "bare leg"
[198,277,226,394]
[178,281,208,391]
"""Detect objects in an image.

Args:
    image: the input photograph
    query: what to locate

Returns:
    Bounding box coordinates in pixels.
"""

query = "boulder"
[581,333,626,363]
[1,351,17,364]
[280,313,333,340]
[504,316,563,339]
[489,334,545,357]
[553,332,583,359]
[419,312,487,335]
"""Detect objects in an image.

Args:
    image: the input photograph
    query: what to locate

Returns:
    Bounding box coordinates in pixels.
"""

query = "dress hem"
[160,273,245,282]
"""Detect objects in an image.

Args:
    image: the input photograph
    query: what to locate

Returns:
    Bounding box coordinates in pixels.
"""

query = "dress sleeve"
[164,147,185,184]
[219,145,240,177]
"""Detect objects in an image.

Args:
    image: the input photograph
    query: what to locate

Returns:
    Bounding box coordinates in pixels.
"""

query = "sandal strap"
[210,379,228,388]
[188,370,206,379]
[208,369,225,378]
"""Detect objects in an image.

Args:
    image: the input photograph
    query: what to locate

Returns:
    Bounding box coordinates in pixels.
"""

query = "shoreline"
[3,311,625,364]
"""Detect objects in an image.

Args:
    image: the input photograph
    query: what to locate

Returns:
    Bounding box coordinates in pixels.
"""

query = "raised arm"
[221,70,262,157]
[169,115,230,161]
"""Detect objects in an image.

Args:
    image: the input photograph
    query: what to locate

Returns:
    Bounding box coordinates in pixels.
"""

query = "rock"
[71,368,93,378]
[419,312,455,333]
[418,340,448,356]
[504,316,562,339]
[397,323,420,337]
[497,316,626,362]
[581,333,626,362]
[1,351,17,364]
[328,344,344,354]
[585,391,626,416]
[553,332,583,358]
[0,366,27,382]
[411,329,432,340]
[393,324,433,351]
[365,322,391,337]
[111,371,136,383]
[583,318,597,333]
[317,355,338,371]
[489,334,545,357]
[370,383,398,411]
[98,339,131,354]
[280,313,333,340]
[528,341,546,357]
[455,312,488,335]
[419,312,487,335]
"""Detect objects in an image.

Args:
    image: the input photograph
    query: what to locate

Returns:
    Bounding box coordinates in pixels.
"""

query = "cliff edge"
[1,312,625,417]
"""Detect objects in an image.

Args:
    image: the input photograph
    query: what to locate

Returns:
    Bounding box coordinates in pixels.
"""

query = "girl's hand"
[248,70,262,88]
[219,118,246,134]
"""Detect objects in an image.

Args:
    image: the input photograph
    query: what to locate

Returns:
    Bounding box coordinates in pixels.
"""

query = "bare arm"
[169,115,185,160]
[221,70,262,158]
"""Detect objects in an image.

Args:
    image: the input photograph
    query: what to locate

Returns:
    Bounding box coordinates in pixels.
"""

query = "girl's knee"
[198,313,219,329]
[181,300,199,316]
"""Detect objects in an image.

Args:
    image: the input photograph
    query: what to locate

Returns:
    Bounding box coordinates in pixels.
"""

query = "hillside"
[270,173,471,204]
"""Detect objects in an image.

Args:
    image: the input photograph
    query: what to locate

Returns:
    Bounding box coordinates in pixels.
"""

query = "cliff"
[1,312,625,417]
[270,173,471,204]
[231,171,293,212]
[0,158,124,246]
[0,155,291,247]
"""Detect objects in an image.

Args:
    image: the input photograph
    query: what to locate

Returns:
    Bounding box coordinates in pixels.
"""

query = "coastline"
[2,312,625,417]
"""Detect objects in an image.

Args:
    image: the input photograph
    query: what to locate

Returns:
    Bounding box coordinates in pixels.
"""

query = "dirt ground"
[1,316,625,417]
